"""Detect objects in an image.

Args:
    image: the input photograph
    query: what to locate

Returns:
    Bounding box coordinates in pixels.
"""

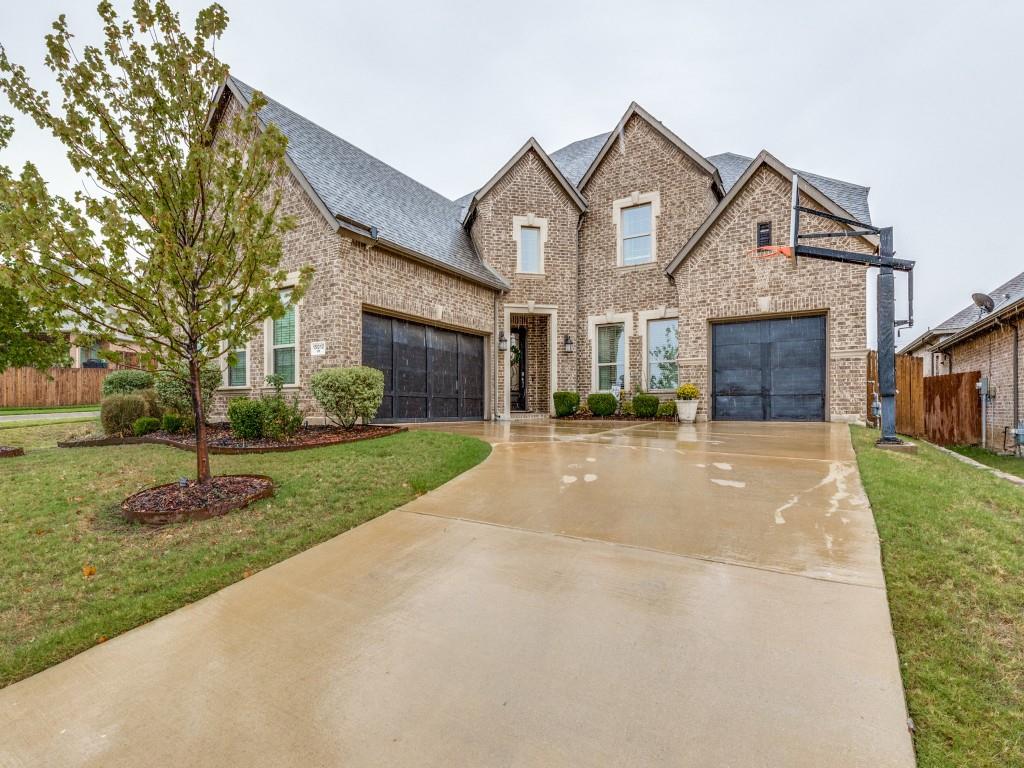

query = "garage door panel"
[459,335,485,419]
[713,321,764,346]
[714,343,763,370]
[714,368,764,396]
[769,366,824,396]
[770,395,825,421]
[769,315,825,342]
[770,339,822,369]
[714,395,764,421]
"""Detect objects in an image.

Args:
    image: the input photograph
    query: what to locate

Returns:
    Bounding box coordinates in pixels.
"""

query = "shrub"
[136,388,163,418]
[676,383,700,400]
[552,391,580,418]
[261,394,304,440]
[619,399,634,417]
[587,393,617,417]
[154,363,222,420]
[227,398,266,440]
[100,394,147,436]
[633,393,659,418]
[657,401,677,418]
[161,412,185,433]
[102,370,153,396]
[132,416,161,436]
[310,366,384,428]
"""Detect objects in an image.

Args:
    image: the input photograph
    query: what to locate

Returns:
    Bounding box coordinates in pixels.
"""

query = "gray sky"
[3,0,1022,346]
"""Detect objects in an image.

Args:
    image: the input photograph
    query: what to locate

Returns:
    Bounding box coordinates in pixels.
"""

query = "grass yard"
[0,405,99,415]
[0,416,100,434]
[850,426,1024,768]
[0,422,490,688]
[949,444,1024,481]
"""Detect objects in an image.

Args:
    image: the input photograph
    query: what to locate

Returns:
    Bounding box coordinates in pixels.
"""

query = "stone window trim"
[587,311,633,393]
[501,302,558,419]
[612,191,661,267]
[639,307,679,393]
[512,213,548,275]
[263,272,303,390]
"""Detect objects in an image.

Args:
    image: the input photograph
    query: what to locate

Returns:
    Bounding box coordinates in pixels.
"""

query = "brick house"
[209,77,877,423]
[925,272,1024,451]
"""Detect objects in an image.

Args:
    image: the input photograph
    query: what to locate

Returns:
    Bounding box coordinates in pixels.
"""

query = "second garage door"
[361,312,485,422]
[712,315,826,421]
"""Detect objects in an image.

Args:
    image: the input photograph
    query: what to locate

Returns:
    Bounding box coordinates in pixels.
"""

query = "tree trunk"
[189,358,211,484]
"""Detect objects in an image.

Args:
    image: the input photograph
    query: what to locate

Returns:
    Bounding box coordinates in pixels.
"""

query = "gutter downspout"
[1013,318,1020,455]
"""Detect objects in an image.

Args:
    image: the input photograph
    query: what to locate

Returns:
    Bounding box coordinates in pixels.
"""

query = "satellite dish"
[972,292,995,313]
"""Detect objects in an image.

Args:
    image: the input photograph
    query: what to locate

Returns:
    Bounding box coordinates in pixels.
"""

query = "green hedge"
[153,363,221,421]
[587,393,617,417]
[227,398,266,440]
[161,412,185,433]
[100,394,148,436]
[632,393,659,418]
[310,366,384,428]
[552,391,580,417]
[657,401,677,418]
[101,370,153,396]
[132,416,161,436]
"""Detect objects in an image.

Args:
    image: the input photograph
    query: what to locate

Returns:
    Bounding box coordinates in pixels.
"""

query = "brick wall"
[948,315,1024,450]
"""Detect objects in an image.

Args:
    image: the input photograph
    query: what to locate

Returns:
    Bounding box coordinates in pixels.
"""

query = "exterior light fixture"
[563,334,575,354]
[498,331,508,352]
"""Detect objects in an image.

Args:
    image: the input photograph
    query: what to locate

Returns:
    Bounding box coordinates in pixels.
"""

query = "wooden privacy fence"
[866,352,982,445]
[0,367,109,408]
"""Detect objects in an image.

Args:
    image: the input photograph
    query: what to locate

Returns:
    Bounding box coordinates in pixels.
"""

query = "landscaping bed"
[59,423,403,453]
[0,445,24,458]
[555,413,676,422]
[122,474,275,525]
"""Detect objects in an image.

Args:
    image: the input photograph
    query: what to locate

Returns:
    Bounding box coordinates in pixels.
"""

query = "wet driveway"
[0,420,914,767]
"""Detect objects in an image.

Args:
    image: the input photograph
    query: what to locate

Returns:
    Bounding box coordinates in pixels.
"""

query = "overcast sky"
[2,0,1022,346]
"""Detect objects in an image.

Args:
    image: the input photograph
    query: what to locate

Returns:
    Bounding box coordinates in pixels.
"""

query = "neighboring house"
[208,76,878,423]
[65,332,140,369]
[929,271,1024,451]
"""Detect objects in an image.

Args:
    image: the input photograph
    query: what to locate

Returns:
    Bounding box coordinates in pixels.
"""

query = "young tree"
[0,1,310,483]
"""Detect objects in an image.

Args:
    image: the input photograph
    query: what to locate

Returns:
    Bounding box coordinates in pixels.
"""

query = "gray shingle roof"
[229,78,506,289]
[934,270,1024,336]
[550,133,611,187]
[707,152,872,225]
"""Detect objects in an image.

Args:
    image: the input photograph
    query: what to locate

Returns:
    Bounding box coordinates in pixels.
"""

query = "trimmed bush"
[154,363,222,421]
[261,394,304,440]
[619,399,634,417]
[102,370,153,396]
[227,398,266,440]
[136,388,163,419]
[132,416,161,436]
[161,412,185,433]
[587,393,617,417]
[676,383,700,400]
[310,366,384,428]
[633,393,659,418]
[101,394,148,436]
[552,391,580,418]
[657,401,677,418]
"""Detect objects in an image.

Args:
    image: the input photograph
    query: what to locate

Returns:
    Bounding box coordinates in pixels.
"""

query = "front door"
[510,328,527,411]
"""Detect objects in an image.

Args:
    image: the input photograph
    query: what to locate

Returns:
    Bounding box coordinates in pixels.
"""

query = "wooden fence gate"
[0,367,110,408]
[866,353,982,445]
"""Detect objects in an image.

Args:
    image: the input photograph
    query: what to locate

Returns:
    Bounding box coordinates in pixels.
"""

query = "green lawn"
[0,423,490,688]
[850,426,1024,768]
[0,405,99,415]
[0,415,100,433]
[949,444,1024,481]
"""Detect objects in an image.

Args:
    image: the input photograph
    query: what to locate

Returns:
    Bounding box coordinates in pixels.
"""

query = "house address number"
[310,341,326,357]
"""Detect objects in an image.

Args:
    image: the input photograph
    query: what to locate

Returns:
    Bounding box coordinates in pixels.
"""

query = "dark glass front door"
[510,328,527,411]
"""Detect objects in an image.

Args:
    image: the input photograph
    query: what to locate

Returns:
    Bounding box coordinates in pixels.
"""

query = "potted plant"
[675,383,700,423]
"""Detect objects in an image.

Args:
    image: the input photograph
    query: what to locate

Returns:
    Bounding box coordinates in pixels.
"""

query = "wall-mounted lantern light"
[563,334,575,354]
[498,331,508,352]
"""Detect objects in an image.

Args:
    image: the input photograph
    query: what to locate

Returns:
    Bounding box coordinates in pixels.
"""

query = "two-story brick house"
[210,77,876,423]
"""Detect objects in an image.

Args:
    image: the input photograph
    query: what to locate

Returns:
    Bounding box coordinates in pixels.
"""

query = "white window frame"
[612,191,661,267]
[512,213,548,275]
[264,276,302,389]
[639,308,679,393]
[221,340,251,389]
[587,312,633,393]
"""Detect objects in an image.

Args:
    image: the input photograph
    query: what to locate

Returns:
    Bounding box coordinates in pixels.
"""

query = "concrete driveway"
[0,420,914,767]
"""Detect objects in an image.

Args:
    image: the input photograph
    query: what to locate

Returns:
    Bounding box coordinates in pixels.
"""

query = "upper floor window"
[270,290,297,385]
[756,221,772,248]
[621,203,653,265]
[519,226,542,273]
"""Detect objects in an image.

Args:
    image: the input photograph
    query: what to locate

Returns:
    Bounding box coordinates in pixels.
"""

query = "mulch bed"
[122,474,275,525]
[0,446,25,458]
[59,423,404,453]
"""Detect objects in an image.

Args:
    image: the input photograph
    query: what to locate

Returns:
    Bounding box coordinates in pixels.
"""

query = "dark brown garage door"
[712,315,826,421]
[361,312,485,422]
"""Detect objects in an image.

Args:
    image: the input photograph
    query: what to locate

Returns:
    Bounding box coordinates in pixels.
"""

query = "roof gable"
[576,103,724,194]
[461,138,587,225]
[222,77,507,290]
[665,150,877,275]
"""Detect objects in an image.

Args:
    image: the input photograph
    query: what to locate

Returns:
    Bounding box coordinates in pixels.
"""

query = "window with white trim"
[226,345,248,387]
[519,225,542,273]
[621,203,653,265]
[597,323,625,391]
[646,318,678,391]
[270,290,297,385]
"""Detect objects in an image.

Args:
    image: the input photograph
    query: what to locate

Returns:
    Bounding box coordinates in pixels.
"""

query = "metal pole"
[876,227,900,444]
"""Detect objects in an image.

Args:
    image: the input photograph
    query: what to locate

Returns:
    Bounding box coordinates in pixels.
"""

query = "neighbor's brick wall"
[948,316,1024,450]
[470,148,579,415]
[576,115,719,399]
[672,164,870,421]
[209,95,496,421]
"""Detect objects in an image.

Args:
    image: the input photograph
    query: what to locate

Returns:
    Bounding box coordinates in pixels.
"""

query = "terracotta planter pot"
[675,399,698,423]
